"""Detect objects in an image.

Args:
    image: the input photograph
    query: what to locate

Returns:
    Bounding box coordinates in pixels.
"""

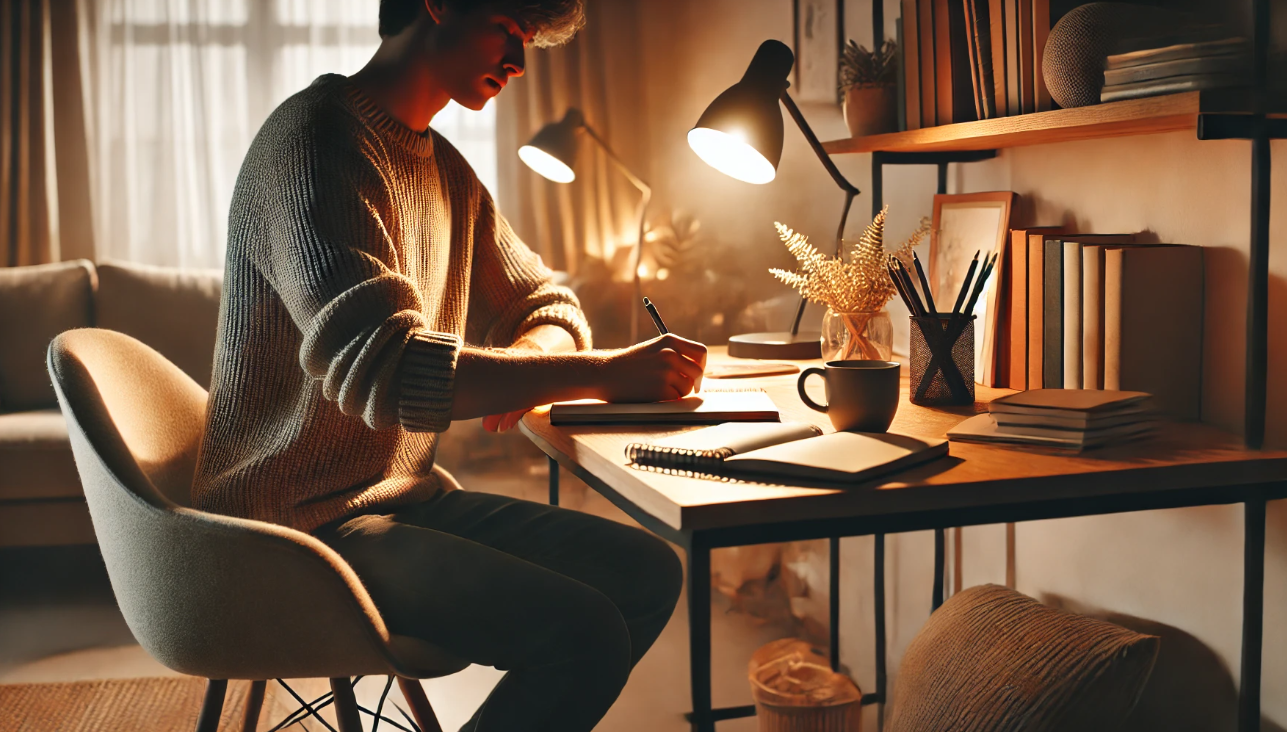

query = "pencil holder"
[909,316,975,406]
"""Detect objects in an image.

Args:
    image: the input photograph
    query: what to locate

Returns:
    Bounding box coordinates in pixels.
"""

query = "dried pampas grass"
[770,206,929,313]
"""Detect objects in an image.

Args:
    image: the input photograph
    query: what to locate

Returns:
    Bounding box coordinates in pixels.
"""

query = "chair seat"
[0,409,81,501]
[387,635,471,679]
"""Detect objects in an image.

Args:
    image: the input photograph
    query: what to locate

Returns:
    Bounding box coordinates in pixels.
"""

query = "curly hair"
[379,0,585,48]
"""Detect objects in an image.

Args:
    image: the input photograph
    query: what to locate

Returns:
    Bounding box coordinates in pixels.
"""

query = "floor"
[0,465,795,732]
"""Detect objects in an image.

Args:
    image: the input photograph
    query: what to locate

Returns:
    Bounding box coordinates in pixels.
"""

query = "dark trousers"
[314,486,684,732]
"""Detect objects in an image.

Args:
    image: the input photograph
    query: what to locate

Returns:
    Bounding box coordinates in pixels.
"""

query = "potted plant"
[838,39,898,138]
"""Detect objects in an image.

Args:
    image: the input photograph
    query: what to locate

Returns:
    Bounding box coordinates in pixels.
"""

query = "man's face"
[428,3,533,111]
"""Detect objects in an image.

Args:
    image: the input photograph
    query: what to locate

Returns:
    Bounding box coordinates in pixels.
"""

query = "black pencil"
[911,251,938,315]
[951,251,980,317]
[888,262,917,314]
[894,259,927,317]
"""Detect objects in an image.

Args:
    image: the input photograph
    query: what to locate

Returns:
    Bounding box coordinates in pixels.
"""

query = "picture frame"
[793,0,844,104]
[929,191,1016,386]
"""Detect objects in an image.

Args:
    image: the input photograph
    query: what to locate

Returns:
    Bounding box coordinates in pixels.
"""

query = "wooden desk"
[519,347,1287,732]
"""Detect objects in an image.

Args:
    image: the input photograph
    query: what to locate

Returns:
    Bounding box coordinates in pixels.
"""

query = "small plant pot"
[843,85,898,138]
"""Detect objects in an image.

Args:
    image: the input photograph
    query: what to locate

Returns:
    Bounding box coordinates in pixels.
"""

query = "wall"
[632,0,1287,728]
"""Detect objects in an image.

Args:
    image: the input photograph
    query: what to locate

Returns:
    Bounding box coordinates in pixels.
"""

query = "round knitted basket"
[748,639,862,732]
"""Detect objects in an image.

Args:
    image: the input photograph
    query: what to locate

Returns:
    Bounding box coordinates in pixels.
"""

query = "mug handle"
[797,367,828,413]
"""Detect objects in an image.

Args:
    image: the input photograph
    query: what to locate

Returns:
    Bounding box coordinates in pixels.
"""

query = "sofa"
[0,259,222,547]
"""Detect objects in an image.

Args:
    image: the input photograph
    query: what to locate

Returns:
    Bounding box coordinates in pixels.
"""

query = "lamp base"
[727,331,822,360]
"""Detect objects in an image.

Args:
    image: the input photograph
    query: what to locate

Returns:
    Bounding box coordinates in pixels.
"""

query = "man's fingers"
[649,333,708,362]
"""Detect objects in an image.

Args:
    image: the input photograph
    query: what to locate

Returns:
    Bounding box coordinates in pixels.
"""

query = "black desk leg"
[548,456,559,506]
[1238,495,1266,732]
[932,528,945,611]
[830,537,841,671]
[875,533,887,731]
[688,540,714,732]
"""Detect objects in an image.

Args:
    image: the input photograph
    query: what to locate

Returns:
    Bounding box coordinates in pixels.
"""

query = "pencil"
[893,260,926,317]
[951,251,980,317]
[912,251,938,315]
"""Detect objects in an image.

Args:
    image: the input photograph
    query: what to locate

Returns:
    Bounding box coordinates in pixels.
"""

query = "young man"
[193,1,706,730]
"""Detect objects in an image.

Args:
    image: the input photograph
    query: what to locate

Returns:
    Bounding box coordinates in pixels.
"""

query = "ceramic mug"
[797,360,901,432]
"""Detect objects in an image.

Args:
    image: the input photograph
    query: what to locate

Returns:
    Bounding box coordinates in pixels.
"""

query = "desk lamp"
[689,39,862,359]
[519,109,653,343]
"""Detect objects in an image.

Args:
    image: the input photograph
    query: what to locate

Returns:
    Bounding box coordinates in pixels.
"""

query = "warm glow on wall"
[687,127,777,184]
[518,145,576,183]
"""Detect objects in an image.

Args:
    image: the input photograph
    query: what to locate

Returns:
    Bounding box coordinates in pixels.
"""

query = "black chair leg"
[242,680,267,732]
[331,677,363,732]
[195,679,227,732]
[398,677,445,732]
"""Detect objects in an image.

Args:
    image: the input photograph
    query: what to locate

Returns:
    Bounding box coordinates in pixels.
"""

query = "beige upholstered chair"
[47,329,469,732]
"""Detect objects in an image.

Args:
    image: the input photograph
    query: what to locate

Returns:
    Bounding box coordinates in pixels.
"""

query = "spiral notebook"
[626,422,949,484]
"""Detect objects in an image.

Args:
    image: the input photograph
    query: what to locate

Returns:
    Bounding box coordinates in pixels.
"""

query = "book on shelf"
[902,2,921,130]
[1004,0,1022,116]
[626,422,949,484]
[918,0,938,128]
[897,18,909,131]
[1103,54,1250,86]
[550,389,779,426]
[1030,234,1136,390]
[988,0,1009,117]
[1006,226,1061,389]
[1031,0,1051,111]
[1082,244,1107,390]
[1107,37,1249,70]
[1104,245,1203,420]
[1101,74,1249,103]
[1017,0,1034,113]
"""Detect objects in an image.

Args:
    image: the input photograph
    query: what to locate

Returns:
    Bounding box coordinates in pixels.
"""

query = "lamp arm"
[581,122,653,343]
[781,91,862,335]
[779,91,861,201]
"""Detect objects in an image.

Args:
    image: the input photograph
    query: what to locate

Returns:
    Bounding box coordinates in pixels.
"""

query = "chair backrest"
[48,329,403,680]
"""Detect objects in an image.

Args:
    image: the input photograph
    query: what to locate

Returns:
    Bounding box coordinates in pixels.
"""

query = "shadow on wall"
[1043,593,1285,732]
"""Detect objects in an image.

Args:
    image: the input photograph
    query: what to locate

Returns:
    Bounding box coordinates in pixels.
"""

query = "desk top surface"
[520,347,1287,533]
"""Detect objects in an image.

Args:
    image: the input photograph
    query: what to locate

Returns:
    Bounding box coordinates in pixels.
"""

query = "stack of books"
[948,390,1158,451]
[900,0,1053,130]
[993,231,1203,422]
[1101,37,1251,103]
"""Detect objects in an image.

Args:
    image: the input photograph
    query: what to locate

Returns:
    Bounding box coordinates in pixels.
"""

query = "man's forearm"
[449,347,601,421]
[511,323,578,353]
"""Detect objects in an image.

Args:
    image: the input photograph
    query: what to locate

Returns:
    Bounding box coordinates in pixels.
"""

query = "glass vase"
[821,309,893,362]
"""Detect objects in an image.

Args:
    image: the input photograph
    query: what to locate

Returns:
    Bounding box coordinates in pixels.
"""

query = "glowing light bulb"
[687,128,776,184]
[519,145,576,183]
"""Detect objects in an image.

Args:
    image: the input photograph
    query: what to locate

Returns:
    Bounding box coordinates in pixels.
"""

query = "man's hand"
[593,334,708,403]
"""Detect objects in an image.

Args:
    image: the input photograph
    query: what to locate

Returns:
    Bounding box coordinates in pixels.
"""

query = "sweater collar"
[328,74,436,158]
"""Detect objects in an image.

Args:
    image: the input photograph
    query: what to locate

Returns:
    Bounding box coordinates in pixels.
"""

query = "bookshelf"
[823,90,1285,154]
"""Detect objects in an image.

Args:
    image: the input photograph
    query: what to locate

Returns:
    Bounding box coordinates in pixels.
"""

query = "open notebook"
[626,422,948,484]
[549,389,780,426]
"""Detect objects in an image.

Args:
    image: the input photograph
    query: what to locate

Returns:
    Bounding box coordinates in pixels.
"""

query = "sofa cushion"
[0,409,82,500]
[96,261,223,388]
[889,584,1160,732]
[0,260,96,410]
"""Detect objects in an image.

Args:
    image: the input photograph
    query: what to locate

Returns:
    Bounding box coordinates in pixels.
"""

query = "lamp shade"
[688,40,795,185]
[518,108,584,183]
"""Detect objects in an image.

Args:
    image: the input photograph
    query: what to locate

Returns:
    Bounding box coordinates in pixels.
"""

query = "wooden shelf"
[822,91,1264,154]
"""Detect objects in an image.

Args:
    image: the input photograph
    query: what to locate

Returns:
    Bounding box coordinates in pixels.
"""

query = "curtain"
[495,0,648,278]
[75,0,498,270]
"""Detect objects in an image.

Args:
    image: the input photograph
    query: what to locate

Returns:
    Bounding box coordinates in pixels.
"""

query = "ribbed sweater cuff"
[398,332,462,433]
[517,303,593,351]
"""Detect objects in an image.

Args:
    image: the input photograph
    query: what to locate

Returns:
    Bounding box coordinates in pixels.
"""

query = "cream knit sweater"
[193,75,591,533]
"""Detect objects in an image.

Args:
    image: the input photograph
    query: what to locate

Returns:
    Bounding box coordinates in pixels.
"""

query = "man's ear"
[424,0,446,24]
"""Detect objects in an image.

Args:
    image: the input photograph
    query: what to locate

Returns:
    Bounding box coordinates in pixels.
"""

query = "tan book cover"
[1062,241,1083,389]
[1033,0,1052,111]
[1017,0,1034,113]
[989,0,1008,116]
[919,0,937,127]
[1104,245,1204,420]
[934,0,954,125]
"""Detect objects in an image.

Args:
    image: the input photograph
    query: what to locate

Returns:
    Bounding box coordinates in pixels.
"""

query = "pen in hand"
[643,297,668,335]
[641,296,702,393]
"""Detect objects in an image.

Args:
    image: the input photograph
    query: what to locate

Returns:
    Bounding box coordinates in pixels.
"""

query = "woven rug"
[0,676,351,731]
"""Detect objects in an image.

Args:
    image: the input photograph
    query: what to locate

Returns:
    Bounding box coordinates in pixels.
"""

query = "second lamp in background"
[518,109,652,343]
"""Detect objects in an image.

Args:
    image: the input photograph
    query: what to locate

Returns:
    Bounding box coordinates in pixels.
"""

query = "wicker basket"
[748,639,862,732]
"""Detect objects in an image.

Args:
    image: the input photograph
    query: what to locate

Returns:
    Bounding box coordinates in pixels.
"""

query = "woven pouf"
[749,638,862,732]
